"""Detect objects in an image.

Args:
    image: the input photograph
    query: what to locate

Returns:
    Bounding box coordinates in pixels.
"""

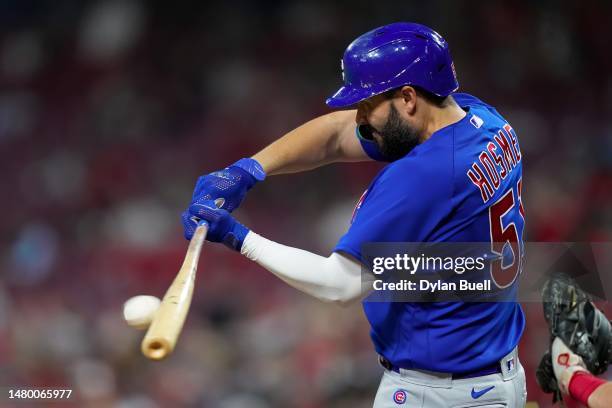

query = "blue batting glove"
[181,200,250,251]
[191,158,266,213]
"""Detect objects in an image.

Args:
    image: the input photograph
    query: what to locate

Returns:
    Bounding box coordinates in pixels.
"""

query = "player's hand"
[551,336,589,394]
[181,200,249,251]
[190,158,266,213]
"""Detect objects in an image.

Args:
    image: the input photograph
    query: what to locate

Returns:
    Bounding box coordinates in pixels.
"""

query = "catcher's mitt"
[542,273,612,375]
[536,350,562,403]
[536,273,612,401]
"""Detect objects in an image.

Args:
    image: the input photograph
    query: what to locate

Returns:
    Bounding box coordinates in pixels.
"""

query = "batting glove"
[191,158,266,213]
[182,200,249,250]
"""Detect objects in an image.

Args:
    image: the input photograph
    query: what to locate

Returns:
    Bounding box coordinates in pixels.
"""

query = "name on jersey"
[466,123,521,203]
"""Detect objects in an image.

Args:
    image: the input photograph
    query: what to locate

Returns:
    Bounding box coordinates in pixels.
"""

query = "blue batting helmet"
[326,22,459,108]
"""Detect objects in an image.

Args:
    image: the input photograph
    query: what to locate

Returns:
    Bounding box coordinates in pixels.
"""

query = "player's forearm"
[252,110,367,176]
[566,371,610,408]
[240,231,364,303]
[587,382,612,408]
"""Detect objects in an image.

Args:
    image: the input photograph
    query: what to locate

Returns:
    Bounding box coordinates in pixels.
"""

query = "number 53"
[489,179,525,288]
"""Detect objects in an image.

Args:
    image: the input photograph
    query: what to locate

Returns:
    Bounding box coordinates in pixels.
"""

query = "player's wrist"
[222,221,250,252]
[240,231,265,260]
[568,371,607,406]
[560,365,589,394]
[230,158,266,188]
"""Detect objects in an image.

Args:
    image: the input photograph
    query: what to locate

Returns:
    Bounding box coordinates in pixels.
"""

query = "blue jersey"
[334,93,526,373]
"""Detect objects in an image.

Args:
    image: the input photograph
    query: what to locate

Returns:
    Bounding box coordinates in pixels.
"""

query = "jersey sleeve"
[334,156,453,262]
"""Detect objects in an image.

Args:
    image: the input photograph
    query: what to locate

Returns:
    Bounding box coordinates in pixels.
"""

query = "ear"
[399,86,417,115]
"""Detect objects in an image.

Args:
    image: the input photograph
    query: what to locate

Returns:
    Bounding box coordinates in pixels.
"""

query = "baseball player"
[182,22,527,407]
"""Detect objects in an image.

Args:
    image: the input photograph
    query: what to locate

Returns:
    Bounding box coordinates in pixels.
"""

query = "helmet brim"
[325,85,373,108]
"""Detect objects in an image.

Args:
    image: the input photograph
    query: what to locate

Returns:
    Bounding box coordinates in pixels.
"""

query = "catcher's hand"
[536,274,612,400]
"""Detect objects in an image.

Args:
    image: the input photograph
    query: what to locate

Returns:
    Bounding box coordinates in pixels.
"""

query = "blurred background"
[1,0,612,407]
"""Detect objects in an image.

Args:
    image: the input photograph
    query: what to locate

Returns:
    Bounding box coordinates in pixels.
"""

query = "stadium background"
[1,0,611,406]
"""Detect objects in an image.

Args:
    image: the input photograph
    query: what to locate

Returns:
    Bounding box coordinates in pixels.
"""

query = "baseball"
[123,295,161,330]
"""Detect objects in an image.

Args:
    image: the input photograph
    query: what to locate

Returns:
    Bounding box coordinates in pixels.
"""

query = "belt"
[378,356,502,380]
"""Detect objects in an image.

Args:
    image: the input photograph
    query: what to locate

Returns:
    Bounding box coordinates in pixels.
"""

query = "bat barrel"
[140,222,208,361]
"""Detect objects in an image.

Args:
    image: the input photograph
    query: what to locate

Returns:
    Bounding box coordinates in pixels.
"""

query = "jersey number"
[489,179,524,288]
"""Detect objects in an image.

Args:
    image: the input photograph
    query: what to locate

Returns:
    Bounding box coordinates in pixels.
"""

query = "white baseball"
[123,295,161,330]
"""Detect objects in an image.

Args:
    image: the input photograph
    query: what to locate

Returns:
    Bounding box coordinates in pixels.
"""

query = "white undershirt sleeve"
[240,231,367,304]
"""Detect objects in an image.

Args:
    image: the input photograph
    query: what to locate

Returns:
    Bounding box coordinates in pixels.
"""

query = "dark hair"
[383,86,448,107]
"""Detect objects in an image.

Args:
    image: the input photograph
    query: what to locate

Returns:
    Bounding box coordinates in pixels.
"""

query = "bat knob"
[142,337,172,360]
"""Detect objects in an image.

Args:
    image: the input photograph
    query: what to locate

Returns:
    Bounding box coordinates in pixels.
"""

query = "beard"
[376,104,421,161]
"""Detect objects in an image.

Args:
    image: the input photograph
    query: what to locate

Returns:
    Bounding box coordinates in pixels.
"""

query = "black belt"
[378,356,502,380]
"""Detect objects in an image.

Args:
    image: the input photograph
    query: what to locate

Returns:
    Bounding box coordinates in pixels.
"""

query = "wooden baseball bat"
[141,222,208,360]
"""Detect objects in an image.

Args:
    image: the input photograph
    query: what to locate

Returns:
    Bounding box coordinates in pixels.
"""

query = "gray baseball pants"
[372,348,526,407]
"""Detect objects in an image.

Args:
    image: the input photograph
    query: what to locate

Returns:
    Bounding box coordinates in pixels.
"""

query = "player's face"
[357,95,421,161]
[378,103,421,160]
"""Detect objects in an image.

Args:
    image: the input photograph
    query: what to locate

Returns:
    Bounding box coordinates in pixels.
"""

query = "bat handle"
[187,221,208,259]
[193,220,208,245]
